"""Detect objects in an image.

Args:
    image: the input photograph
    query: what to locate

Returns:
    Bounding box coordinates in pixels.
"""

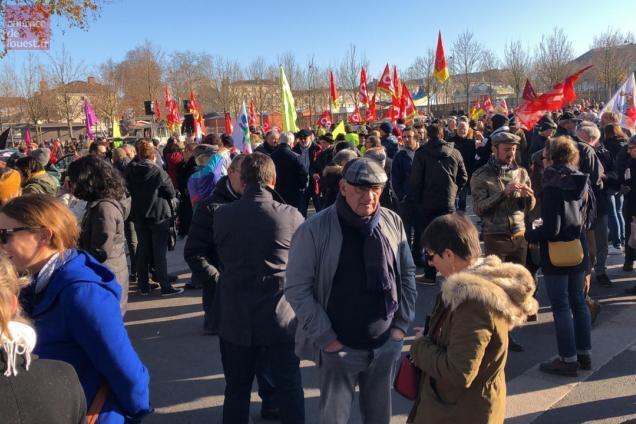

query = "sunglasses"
[0,227,39,244]
[424,251,436,263]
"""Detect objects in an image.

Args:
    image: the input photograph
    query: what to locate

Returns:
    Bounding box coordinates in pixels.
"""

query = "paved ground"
[124,217,636,424]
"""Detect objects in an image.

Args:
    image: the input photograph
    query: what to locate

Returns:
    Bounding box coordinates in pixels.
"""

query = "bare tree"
[405,48,438,110]
[165,51,214,112]
[93,59,122,131]
[210,56,243,115]
[504,39,532,105]
[480,48,500,100]
[115,41,164,117]
[0,60,20,129]
[246,56,277,118]
[47,46,86,139]
[336,44,369,106]
[453,30,483,110]
[591,28,636,98]
[277,51,301,91]
[534,27,574,89]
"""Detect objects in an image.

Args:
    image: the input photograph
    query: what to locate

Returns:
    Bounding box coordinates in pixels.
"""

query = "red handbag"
[394,354,420,400]
[394,306,450,401]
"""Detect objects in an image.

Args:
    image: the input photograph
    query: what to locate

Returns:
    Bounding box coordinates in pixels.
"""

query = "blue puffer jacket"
[30,250,151,423]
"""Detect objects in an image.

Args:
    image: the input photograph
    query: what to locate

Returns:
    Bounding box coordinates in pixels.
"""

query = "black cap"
[559,111,581,122]
[539,120,557,131]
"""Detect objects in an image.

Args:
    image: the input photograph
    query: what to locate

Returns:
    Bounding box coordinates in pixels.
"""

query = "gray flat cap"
[343,157,387,186]
[491,132,521,145]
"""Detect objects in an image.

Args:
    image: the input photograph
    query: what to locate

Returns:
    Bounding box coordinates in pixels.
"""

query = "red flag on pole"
[164,84,173,108]
[393,66,402,100]
[522,79,537,101]
[433,31,450,83]
[359,68,369,107]
[224,112,233,134]
[400,84,418,121]
[154,98,161,122]
[262,114,272,133]
[482,95,494,113]
[366,93,377,122]
[348,106,363,124]
[329,71,339,110]
[248,98,258,126]
[515,66,593,130]
[317,110,332,128]
[377,64,395,96]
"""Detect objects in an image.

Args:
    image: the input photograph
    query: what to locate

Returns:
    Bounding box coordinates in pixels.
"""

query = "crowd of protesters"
[0,99,634,423]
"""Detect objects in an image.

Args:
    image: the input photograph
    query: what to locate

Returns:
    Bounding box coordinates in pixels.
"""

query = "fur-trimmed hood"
[441,255,538,329]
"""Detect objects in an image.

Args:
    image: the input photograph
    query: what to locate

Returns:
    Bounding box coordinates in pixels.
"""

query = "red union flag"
[366,93,377,122]
[3,6,51,50]
[348,106,363,124]
[359,68,369,107]
[377,64,395,96]
[317,110,332,128]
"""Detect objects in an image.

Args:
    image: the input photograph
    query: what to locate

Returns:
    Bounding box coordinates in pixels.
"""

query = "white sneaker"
[608,245,623,255]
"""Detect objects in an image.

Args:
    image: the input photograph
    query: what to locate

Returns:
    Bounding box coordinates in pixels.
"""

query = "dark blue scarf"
[336,194,398,318]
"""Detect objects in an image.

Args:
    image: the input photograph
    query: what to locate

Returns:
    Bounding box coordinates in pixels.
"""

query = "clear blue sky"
[4,0,636,77]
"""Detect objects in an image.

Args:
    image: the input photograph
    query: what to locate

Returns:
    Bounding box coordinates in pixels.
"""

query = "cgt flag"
[317,110,332,128]
[224,112,233,134]
[377,64,395,97]
[154,98,162,122]
[348,106,363,125]
[433,31,449,83]
[366,93,377,122]
[359,68,369,107]
[400,84,418,121]
[248,98,258,126]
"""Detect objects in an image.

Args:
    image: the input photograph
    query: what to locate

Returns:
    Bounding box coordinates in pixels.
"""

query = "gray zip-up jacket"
[285,204,417,363]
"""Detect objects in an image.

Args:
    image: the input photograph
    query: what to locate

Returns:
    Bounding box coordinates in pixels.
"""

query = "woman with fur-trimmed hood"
[409,214,538,423]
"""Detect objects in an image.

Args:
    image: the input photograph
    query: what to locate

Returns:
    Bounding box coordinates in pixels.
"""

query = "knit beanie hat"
[0,168,22,203]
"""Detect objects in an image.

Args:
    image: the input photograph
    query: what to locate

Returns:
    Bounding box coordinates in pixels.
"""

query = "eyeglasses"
[0,227,40,244]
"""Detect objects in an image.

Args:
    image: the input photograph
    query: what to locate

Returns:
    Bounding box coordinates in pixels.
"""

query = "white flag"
[232,102,252,154]
[601,73,636,133]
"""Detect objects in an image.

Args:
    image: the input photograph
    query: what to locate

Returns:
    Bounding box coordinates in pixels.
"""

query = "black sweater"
[1,354,86,424]
[326,216,392,350]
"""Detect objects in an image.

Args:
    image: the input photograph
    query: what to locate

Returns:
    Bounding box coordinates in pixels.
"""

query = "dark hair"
[88,140,107,154]
[66,155,127,202]
[421,214,481,262]
[136,140,155,160]
[426,124,442,140]
[335,141,353,153]
[335,133,346,141]
[13,156,43,184]
[221,134,234,148]
[366,135,381,148]
[241,152,275,186]
[163,137,181,154]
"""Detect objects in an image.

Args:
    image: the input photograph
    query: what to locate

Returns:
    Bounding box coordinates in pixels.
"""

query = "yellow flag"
[332,120,345,140]
[280,66,298,132]
[112,118,122,139]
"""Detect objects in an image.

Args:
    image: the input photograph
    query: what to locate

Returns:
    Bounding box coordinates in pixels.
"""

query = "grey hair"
[576,124,601,143]
[279,131,295,145]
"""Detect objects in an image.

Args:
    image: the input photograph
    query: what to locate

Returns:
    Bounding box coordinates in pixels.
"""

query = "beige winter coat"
[409,255,538,424]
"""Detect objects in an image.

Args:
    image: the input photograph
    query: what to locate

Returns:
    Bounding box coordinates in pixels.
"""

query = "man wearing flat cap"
[529,118,557,156]
[471,131,536,350]
[555,111,581,137]
[285,157,417,424]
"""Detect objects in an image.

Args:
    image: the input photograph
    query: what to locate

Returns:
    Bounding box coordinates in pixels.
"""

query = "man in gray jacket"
[286,157,417,424]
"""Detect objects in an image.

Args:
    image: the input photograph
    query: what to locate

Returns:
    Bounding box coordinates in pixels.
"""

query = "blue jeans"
[318,339,403,424]
[608,192,625,245]
[543,272,592,361]
[220,339,305,424]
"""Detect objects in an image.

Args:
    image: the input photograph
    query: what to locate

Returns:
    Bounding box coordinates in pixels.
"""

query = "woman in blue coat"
[0,194,151,423]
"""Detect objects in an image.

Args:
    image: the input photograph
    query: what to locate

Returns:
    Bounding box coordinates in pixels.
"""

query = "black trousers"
[220,338,304,424]
[416,208,453,278]
[134,220,171,292]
